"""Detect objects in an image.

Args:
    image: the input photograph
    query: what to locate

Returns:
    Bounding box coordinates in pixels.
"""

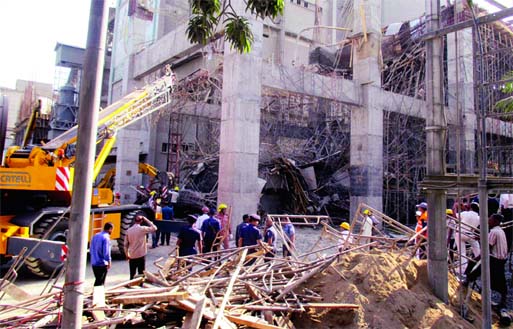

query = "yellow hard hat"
[174,186,180,191]
[340,222,350,230]
[150,191,157,196]
[363,209,371,215]
[218,203,228,211]
[446,209,453,215]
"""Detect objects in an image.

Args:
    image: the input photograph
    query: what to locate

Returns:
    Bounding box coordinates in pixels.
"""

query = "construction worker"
[455,202,480,276]
[446,209,456,262]
[90,222,114,286]
[124,213,157,280]
[360,209,374,249]
[177,215,202,257]
[339,222,353,251]
[216,203,231,249]
[201,208,221,253]
[235,214,250,247]
[169,186,180,206]
[264,217,276,258]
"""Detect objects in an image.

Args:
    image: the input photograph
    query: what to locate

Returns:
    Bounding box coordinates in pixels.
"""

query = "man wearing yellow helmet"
[216,203,231,249]
[339,222,353,251]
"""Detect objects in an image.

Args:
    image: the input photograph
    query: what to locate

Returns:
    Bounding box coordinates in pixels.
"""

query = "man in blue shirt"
[90,222,114,286]
[239,214,262,248]
[264,217,277,258]
[201,208,221,253]
[177,215,202,256]
[160,202,174,246]
[235,214,250,246]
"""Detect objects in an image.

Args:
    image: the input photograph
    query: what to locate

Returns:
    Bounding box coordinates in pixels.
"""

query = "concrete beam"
[132,23,203,79]
[261,63,360,106]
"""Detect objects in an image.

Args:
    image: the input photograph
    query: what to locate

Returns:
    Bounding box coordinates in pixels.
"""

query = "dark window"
[304,1,308,7]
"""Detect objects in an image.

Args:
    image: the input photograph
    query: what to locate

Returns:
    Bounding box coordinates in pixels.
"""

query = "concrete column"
[350,0,383,217]
[218,1,263,234]
[447,0,475,174]
[425,0,448,303]
[115,54,145,203]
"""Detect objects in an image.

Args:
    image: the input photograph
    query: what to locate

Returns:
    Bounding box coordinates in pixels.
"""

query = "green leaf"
[191,0,221,15]
[246,0,284,19]
[186,15,217,45]
[225,16,254,53]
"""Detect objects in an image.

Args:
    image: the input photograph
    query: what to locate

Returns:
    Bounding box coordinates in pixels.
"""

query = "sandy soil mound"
[294,251,482,329]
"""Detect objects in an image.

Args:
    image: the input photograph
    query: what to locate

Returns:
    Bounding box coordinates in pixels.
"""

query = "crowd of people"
[90,202,296,288]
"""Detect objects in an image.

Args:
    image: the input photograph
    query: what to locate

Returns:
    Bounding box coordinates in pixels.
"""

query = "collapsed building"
[107,0,513,231]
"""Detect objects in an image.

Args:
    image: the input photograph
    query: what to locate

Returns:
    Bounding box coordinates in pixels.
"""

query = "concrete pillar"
[350,0,383,217]
[447,0,475,174]
[218,0,263,234]
[114,54,145,203]
[425,0,448,303]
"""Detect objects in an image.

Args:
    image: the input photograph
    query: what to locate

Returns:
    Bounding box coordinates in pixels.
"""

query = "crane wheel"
[117,211,138,259]
[25,216,68,278]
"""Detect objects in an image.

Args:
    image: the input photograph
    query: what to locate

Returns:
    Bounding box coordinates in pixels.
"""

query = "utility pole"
[424,0,448,302]
[62,1,108,327]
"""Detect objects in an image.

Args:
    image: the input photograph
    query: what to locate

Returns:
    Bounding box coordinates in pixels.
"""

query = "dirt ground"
[292,251,487,329]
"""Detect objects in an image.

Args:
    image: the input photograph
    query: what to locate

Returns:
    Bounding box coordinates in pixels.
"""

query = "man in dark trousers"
[124,213,157,280]
[177,215,202,256]
[201,208,221,253]
[90,222,114,286]
[160,201,174,246]
[235,214,250,246]
[465,214,509,313]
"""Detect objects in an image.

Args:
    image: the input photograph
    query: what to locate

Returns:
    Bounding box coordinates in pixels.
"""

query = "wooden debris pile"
[0,243,361,328]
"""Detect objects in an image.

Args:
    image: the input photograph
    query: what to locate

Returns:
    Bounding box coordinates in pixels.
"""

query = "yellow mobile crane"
[0,74,173,277]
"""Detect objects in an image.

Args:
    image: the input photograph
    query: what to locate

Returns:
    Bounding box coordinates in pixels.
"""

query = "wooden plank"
[106,277,143,291]
[111,291,188,304]
[144,270,170,287]
[225,314,281,329]
[92,285,106,324]
[0,281,32,301]
[212,249,247,329]
[188,297,206,329]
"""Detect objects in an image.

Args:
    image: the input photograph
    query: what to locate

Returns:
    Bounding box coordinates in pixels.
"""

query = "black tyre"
[25,216,68,278]
[117,211,138,258]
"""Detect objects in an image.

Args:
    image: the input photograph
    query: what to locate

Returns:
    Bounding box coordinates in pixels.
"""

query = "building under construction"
[105,0,513,227]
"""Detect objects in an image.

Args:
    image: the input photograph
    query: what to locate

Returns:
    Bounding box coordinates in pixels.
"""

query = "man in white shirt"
[489,213,508,309]
[195,206,210,231]
[455,202,480,275]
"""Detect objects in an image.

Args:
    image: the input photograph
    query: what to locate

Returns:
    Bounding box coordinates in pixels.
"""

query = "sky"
[0,1,108,89]
[0,0,510,90]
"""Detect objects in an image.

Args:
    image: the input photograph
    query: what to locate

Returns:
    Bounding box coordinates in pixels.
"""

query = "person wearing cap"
[455,202,481,276]
[235,214,250,247]
[169,186,180,206]
[416,202,428,259]
[216,203,231,249]
[201,208,221,253]
[239,214,262,256]
[124,213,157,280]
[339,222,353,251]
[360,209,374,249]
[446,209,456,262]
[264,217,277,258]
[195,206,210,231]
[177,215,202,257]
